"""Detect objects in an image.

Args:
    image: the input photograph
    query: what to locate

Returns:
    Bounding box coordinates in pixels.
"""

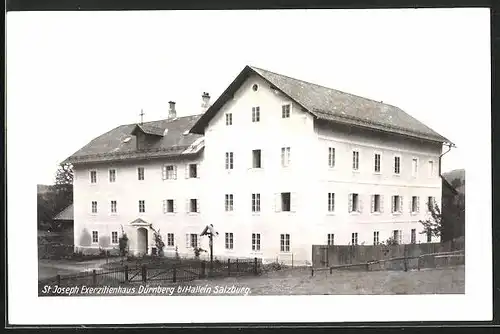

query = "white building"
[65,66,453,265]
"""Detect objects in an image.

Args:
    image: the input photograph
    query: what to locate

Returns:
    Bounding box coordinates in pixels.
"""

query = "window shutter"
[348,194,353,212]
[409,197,413,213]
[197,199,200,213]
[197,236,200,248]
[288,148,291,167]
[391,196,395,213]
[173,166,178,180]
[186,199,190,213]
[196,164,201,178]
[173,200,177,213]
[291,192,297,212]
[185,234,189,248]
[399,196,403,213]
[162,166,166,180]
[380,195,384,213]
[370,195,375,213]
[162,200,167,213]
[358,196,363,213]
[185,165,189,179]
[400,230,404,244]
[417,197,420,212]
[274,193,280,212]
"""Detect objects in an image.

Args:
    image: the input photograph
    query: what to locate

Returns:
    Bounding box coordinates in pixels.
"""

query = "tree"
[149,224,165,256]
[450,177,462,190]
[419,200,444,239]
[55,163,74,185]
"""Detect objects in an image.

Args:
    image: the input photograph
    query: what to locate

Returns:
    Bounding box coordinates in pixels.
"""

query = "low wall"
[312,238,465,269]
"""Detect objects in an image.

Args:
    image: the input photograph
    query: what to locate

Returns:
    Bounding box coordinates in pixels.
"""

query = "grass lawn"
[40,265,464,296]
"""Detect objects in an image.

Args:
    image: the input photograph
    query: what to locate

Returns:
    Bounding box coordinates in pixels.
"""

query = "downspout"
[439,143,453,178]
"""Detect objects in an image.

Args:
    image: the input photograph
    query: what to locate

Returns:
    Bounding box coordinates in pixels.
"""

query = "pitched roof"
[65,115,204,164]
[190,66,451,144]
[53,204,74,221]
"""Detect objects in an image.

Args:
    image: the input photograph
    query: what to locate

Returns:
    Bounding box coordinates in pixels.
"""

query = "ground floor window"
[111,231,118,244]
[327,233,334,245]
[351,232,358,245]
[92,231,99,244]
[225,232,234,249]
[167,233,174,247]
[252,233,261,251]
[280,234,290,252]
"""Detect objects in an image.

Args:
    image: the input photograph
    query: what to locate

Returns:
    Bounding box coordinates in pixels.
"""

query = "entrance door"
[137,227,148,255]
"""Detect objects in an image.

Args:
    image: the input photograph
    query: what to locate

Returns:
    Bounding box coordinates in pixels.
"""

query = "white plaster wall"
[73,153,206,256]
[202,74,318,265]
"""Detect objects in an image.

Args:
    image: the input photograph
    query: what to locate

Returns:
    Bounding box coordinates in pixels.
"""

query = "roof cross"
[139,109,145,125]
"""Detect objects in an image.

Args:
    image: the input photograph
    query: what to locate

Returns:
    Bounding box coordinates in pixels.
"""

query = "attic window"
[123,137,131,143]
[183,130,189,135]
[252,84,259,92]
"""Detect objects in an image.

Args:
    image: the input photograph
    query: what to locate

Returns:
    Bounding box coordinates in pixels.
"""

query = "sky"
[7,9,490,185]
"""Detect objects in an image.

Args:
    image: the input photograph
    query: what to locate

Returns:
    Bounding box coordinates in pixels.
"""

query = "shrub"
[119,227,129,257]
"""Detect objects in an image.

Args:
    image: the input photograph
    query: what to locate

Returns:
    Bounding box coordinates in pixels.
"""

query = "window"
[352,151,359,170]
[252,106,260,122]
[281,147,291,167]
[252,233,261,251]
[282,104,291,118]
[187,233,198,248]
[426,231,432,243]
[111,231,118,244]
[225,194,234,212]
[109,169,116,182]
[371,194,381,213]
[225,113,233,126]
[225,152,234,170]
[189,199,199,213]
[391,195,402,213]
[110,200,117,214]
[162,165,177,180]
[163,199,175,213]
[137,167,145,180]
[252,193,261,212]
[167,233,175,247]
[92,231,99,244]
[327,233,335,246]
[428,160,434,177]
[280,234,290,252]
[394,156,401,174]
[427,196,435,212]
[188,164,198,178]
[411,229,417,244]
[91,201,98,213]
[348,193,360,213]
[327,193,335,212]
[252,149,262,168]
[328,147,335,168]
[139,200,145,213]
[374,154,381,173]
[252,84,259,91]
[281,192,291,212]
[373,231,380,245]
[393,230,402,244]
[351,232,358,245]
[90,170,97,183]
[412,158,418,177]
[411,196,419,213]
[225,233,234,249]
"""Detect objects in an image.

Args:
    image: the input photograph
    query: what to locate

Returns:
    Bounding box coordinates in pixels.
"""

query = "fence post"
[228,258,231,277]
[200,261,206,279]
[329,267,332,274]
[254,257,258,275]
[311,267,314,277]
[124,265,129,282]
[403,245,408,272]
[173,265,177,283]
[92,270,97,286]
[141,265,147,283]
[56,274,61,286]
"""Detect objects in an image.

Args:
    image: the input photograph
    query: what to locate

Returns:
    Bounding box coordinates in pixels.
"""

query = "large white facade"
[72,71,444,265]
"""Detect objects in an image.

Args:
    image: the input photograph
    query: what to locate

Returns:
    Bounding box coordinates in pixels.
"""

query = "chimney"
[201,92,211,113]
[168,101,176,119]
